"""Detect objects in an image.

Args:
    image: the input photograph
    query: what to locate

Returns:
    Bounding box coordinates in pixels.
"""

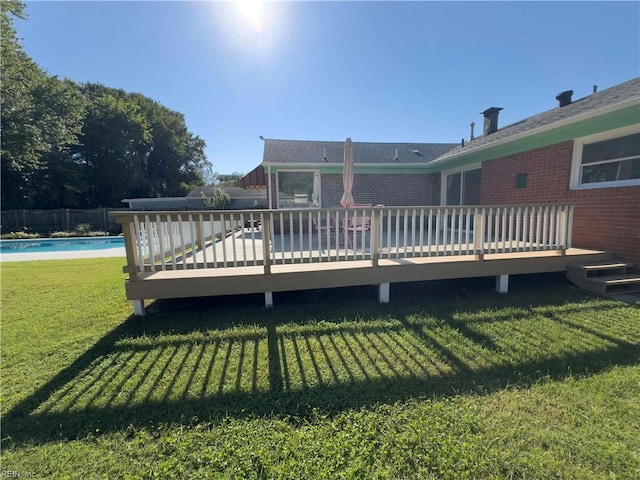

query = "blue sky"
[16,1,640,176]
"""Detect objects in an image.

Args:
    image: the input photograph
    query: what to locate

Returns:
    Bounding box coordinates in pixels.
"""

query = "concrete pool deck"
[0,247,126,262]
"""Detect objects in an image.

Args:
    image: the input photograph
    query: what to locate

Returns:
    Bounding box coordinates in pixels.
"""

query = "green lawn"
[1,258,639,479]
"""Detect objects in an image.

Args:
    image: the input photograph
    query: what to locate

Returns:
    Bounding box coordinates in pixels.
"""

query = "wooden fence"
[1,208,122,234]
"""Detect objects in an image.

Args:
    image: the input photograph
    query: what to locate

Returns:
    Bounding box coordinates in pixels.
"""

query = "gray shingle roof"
[263,139,458,165]
[430,76,640,164]
[261,77,639,169]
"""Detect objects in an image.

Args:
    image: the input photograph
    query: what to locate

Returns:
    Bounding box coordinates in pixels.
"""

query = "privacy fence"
[1,208,122,234]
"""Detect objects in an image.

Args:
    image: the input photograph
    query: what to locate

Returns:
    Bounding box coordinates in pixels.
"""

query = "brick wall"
[480,141,640,264]
[322,173,436,207]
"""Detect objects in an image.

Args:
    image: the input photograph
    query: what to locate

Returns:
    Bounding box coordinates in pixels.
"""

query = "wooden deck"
[124,247,612,307]
[112,205,612,315]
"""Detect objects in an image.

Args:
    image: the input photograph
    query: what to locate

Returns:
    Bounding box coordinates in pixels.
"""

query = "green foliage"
[1,265,639,478]
[201,188,231,209]
[215,171,245,186]
[0,231,41,239]
[0,2,211,210]
[1,1,87,209]
[49,229,107,238]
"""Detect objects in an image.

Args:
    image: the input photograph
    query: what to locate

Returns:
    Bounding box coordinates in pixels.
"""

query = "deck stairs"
[567,262,640,295]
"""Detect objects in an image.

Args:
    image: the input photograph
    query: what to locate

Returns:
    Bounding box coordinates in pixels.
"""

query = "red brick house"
[259,77,639,264]
[430,77,639,265]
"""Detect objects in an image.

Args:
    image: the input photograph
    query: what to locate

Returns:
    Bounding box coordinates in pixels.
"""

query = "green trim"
[430,105,640,172]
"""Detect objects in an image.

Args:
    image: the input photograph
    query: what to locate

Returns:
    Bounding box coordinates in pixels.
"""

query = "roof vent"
[556,90,573,107]
[412,149,419,154]
[481,107,503,136]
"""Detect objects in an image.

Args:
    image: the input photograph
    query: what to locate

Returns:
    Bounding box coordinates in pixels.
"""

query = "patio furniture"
[344,214,371,249]
[312,217,337,250]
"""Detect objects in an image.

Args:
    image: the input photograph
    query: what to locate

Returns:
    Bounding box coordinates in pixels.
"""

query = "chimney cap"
[481,107,503,116]
[556,90,574,107]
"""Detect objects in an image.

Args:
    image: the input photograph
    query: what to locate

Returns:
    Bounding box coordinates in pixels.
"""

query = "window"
[277,171,320,208]
[442,165,481,206]
[571,126,640,189]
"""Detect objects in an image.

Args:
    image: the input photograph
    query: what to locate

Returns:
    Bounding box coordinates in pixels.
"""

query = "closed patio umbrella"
[340,137,355,208]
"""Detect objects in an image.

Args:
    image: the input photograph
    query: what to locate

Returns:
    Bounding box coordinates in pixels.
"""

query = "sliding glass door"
[444,167,481,206]
[442,166,481,234]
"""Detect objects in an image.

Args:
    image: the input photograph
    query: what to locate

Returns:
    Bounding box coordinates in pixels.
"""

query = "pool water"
[0,236,125,254]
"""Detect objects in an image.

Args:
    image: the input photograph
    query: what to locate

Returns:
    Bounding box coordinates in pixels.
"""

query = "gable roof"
[430,76,640,165]
[262,139,457,166]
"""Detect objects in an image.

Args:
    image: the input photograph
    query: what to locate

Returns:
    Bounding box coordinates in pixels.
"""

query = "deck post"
[118,214,141,280]
[495,274,509,294]
[263,218,272,275]
[372,212,380,267]
[265,292,274,308]
[474,209,485,260]
[379,282,390,303]
[132,299,145,316]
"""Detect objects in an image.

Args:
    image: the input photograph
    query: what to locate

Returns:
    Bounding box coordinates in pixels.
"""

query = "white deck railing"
[113,205,573,275]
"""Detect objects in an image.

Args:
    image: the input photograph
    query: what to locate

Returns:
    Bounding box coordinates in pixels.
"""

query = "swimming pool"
[0,236,125,254]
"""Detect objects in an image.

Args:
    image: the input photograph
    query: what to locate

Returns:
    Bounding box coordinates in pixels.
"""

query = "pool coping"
[0,236,126,262]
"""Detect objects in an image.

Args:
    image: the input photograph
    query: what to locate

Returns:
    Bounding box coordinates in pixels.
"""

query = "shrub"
[50,231,75,238]
[1,231,41,239]
[75,224,92,235]
[201,189,231,209]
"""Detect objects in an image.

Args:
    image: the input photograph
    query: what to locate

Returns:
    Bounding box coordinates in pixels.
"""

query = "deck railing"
[113,204,574,275]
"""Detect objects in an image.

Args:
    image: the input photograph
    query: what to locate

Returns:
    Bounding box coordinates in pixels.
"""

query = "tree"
[1,2,210,209]
[77,87,151,207]
[1,1,85,209]
[216,172,245,186]
[132,93,210,198]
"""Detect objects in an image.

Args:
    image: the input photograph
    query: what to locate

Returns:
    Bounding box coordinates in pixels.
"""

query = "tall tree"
[73,84,210,207]
[1,2,210,210]
[1,0,85,209]
[77,87,151,207]
[132,93,209,198]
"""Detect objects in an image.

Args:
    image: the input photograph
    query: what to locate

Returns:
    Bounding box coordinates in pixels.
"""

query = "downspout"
[267,165,273,209]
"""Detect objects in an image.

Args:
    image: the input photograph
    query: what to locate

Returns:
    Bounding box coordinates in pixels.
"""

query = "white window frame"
[276,170,321,209]
[570,124,640,190]
[440,163,482,206]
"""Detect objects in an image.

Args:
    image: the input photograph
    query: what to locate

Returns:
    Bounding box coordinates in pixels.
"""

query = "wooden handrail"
[111,204,574,274]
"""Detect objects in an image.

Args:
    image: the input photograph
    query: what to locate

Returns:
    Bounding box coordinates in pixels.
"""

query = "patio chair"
[344,214,371,249]
[312,216,337,250]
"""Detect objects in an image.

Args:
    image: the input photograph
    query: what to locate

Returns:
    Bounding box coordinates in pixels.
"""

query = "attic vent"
[412,149,419,154]
[556,90,573,107]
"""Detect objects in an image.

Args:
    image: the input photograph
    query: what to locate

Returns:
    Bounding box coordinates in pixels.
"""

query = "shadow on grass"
[3,274,639,446]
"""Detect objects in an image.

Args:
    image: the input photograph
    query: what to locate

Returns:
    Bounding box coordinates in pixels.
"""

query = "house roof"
[430,76,640,164]
[238,165,267,188]
[262,139,458,165]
